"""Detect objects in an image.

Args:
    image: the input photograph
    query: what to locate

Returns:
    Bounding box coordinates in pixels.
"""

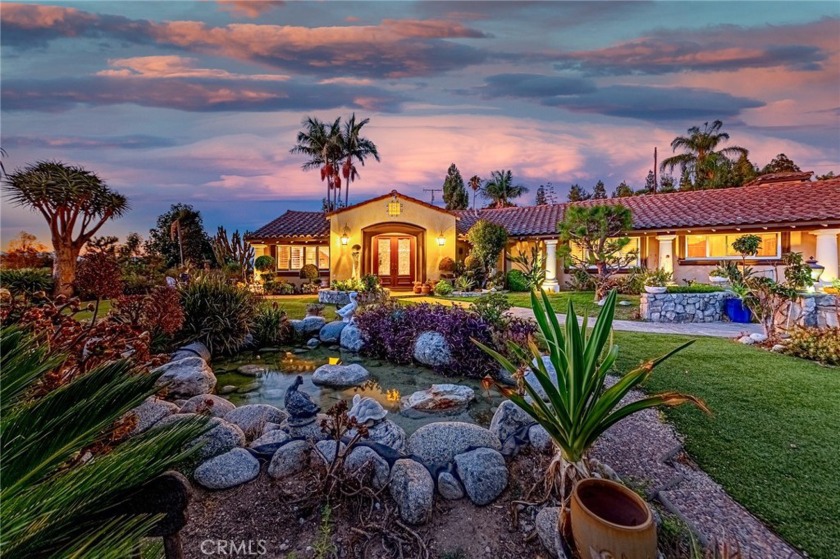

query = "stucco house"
[245,173,840,290]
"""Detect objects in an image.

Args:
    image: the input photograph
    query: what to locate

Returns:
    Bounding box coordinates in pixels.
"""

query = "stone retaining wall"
[776,293,838,330]
[640,292,733,323]
[318,289,351,306]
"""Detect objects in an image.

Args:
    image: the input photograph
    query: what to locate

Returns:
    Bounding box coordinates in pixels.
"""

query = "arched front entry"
[362,223,426,289]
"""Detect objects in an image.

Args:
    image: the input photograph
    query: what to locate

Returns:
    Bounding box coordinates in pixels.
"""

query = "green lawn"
[447,291,640,321]
[613,332,839,558]
[265,295,337,321]
[75,299,112,322]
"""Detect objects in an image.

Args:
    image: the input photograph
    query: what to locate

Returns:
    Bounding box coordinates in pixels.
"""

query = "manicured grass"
[613,332,839,558]
[75,299,112,322]
[264,295,337,321]
[446,291,640,321]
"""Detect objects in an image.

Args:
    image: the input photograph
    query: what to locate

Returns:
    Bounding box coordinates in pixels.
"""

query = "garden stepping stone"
[267,440,310,480]
[218,385,237,395]
[129,397,180,435]
[179,394,236,418]
[412,331,452,367]
[153,356,217,399]
[389,458,434,525]
[319,321,347,343]
[400,384,474,414]
[194,448,259,490]
[454,447,508,506]
[311,363,370,387]
[340,324,365,352]
[406,421,501,470]
[224,404,287,441]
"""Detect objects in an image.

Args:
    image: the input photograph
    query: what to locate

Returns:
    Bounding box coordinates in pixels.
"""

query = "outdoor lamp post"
[806,256,825,283]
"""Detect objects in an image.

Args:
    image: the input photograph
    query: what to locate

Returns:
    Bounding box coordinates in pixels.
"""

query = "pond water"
[213,347,505,435]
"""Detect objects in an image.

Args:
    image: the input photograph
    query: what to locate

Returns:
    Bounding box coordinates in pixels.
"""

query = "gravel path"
[591,380,803,559]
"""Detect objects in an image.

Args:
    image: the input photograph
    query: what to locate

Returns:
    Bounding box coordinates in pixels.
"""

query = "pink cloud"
[217,1,284,18]
[96,55,289,81]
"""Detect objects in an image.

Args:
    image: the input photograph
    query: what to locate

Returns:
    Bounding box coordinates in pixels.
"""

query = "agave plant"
[475,289,707,525]
[0,326,209,557]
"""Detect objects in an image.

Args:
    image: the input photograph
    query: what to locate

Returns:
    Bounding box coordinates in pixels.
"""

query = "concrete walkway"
[507,307,763,338]
[405,296,762,338]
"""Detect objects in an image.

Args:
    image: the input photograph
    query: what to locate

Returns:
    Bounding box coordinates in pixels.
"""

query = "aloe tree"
[475,290,706,528]
[0,327,208,557]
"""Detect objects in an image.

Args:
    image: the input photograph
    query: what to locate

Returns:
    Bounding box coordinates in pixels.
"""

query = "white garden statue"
[336,291,358,323]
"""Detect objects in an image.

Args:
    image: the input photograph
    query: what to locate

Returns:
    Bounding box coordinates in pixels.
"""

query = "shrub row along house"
[246,173,840,289]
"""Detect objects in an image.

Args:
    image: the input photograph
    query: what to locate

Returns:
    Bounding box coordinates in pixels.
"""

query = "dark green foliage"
[254,255,275,272]
[591,180,607,199]
[471,292,511,328]
[666,285,724,294]
[146,204,214,269]
[466,219,508,286]
[252,303,293,347]
[482,169,528,208]
[300,263,320,282]
[782,252,814,292]
[761,153,801,175]
[0,268,53,300]
[567,183,591,202]
[442,163,469,210]
[0,326,209,558]
[535,184,548,205]
[433,280,453,296]
[506,269,529,292]
[618,266,646,295]
[660,120,749,189]
[658,175,676,193]
[643,170,657,194]
[178,275,258,356]
[612,181,634,198]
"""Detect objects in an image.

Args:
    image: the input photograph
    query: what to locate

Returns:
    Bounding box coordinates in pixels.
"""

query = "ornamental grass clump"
[475,289,707,528]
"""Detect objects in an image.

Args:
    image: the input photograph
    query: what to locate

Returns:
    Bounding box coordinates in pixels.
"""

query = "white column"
[812,229,840,283]
[656,235,676,274]
[543,239,560,292]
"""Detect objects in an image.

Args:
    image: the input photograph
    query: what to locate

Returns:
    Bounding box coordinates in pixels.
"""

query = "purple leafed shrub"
[355,301,536,378]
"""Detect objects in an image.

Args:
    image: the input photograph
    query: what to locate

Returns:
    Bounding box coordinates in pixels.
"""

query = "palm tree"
[468,175,482,209]
[0,326,209,557]
[291,117,343,211]
[482,169,529,208]
[339,113,380,207]
[660,120,748,187]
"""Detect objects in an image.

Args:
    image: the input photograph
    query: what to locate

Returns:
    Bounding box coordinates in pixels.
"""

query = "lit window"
[568,237,639,268]
[290,246,303,269]
[305,246,317,267]
[275,245,329,270]
[683,233,780,259]
[318,246,330,269]
[277,245,290,269]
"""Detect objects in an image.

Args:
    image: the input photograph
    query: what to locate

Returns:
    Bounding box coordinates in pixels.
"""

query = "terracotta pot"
[571,478,656,559]
[420,284,431,295]
[413,284,422,294]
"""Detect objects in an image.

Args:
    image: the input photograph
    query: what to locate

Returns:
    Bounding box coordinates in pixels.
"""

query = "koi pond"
[213,347,504,434]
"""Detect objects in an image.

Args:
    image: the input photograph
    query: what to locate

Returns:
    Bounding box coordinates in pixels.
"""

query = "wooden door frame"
[361,222,426,285]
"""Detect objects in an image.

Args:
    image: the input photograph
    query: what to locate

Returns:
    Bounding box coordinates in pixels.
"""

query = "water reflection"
[214,347,503,434]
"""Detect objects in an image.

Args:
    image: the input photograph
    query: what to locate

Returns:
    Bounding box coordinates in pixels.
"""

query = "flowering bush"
[111,286,184,352]
[355,301,536,378]
[785,327,840,365]
[74,252,124,302]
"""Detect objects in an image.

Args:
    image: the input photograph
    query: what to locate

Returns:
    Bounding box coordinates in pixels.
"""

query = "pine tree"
[567,183,592,202]
[659,175,676,193]
[760,153,801,175]
[535,184,548,205]
[612,181,634,198]
[643,170,657,194]
[442,163,469,209]
[592,180,607,199]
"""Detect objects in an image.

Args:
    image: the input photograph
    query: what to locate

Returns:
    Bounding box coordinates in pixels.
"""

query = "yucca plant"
[0,326,209,558]
[475,289,707,526]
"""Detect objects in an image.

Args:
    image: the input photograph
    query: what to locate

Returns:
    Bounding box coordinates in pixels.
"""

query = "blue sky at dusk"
[2,1,838,247]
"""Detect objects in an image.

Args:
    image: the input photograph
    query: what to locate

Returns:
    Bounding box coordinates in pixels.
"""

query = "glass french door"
[375,236,415,288]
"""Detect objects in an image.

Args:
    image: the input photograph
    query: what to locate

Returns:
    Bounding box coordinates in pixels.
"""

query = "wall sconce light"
[386,193,402,217]
[437,235,446,247]
[340,225,350,245]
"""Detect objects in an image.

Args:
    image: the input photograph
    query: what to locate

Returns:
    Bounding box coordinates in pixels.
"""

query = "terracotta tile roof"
[453,205,566,236]
[247,210,329,240]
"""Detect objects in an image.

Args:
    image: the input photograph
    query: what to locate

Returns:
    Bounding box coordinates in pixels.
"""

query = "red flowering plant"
[111,286,185,353]
[74,251,124,326]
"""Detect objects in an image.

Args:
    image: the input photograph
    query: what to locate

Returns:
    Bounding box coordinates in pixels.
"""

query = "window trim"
[682,232,781,261]
[274,244,330,271]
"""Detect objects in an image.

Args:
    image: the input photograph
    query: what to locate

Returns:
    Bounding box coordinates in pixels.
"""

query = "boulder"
[389,459,434,525]
[218,385,237,395]
[535,507,568,558]
[400,384,475,414]
[179,394,236,418]
[156,414,246,462]
[128,397,180,435]
[489,400,535,449]
[319,321,347,343]
[772,344,786,352]
[454,447,508,505]
[437,471,465,500]
[224,404,287,441]
[528,424,553,454]
[282,413,331,441]
[738,335,755,345]
[249,429,291,449]
[340,324,365,352]
[193,448,260,490]
[312,440,346,466]
[354,419,406,453]
[750,333,769,343]
[153,357,217,399]
[312,363,370,387]
[267,440,311,479]
[237,364,266,376]
[412,331,452,368]
[306,338,320,349]
[406,422,501,470]
[294,316,327,338]
[345,446,390,489]
[172,341,211,362]
[524,356,557,402]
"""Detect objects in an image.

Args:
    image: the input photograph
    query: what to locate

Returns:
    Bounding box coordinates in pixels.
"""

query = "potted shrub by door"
[412,281,423,294]
[643,268,671,294]
[420,282,431,295]
[476,290,706,559]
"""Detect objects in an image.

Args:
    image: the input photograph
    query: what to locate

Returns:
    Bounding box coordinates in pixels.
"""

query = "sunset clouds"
[1,1,838,245]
